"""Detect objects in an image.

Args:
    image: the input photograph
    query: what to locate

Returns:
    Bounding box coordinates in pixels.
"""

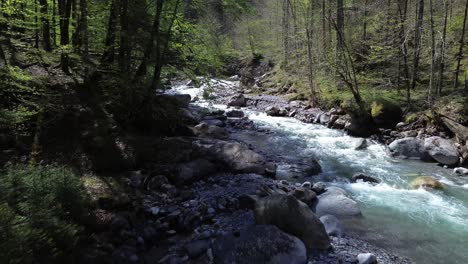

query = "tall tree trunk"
[437,0,449,94]
[306,1,318,106]
[321,0,326,57]
[118,0,130,72]
[102,0,120,64]
[39,0,52,51]
[410,0,424,95]
[428,0,436,103]
[52,0,57,47]
[58,0,72,72]
[35,0,39,48]
[71,0,78,49]
[134,0,164,78]
[363,0,368,40]
[282,0,290,70]
[454,0,467,89]
[151,0,181,90]
[79,0,89,58]
[336,0,344,55]
[398,0,410,104]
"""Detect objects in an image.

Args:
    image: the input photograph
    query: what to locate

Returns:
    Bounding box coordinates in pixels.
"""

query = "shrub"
[0,165,89,263]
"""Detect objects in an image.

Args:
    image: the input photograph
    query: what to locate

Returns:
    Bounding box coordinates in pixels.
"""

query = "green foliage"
[0,66,43,134]
[0,165,89,263]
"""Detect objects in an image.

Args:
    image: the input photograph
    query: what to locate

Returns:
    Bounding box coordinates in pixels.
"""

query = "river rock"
[226,110,245,118]
[213,225,307,264]
[319,114,331,125]
[355,138,369,150]
[292,187,317,205]
[157,94,191,108]
[358,253,377,264]
[195,139,276,176]
[371,99,403,128]
[227,94,247,107]
[388,137,430,160]
[312,182,326,195]
[352,173,380,184]
[454,167,468,175]
[254,194,331,250]
[320,214,344,237]
[173,159,217,185]
[184,239,212,258]
[332,116,349,129]
[424,136,459,166]
[411,176,443,190]
[314,187,362,218]
[201,119,225,127]
[193,122,229,139]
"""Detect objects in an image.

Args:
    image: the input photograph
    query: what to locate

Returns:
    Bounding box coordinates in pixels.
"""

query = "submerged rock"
[226,110,245,118]
[424,136,459,166]
[213,225,307,264]
[254,194,331,250]
[352,173,380,184]
[454,167,468,175]
[411,176,444,190]
[355,138,369,150]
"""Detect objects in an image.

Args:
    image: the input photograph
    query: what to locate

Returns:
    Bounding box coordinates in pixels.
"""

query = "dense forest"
[0,0,467,263]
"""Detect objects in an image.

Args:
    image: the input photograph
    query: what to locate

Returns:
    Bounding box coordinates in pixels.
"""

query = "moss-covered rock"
[370,99,403,128]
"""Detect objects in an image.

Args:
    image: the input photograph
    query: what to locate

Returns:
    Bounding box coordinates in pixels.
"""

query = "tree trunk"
[58,0,72,72]
[35,0,39,48]
[363,0,368,40]
[336,0,344,55]
[282,0,290,69]
[79,0,89,58]
[410,0,424,94]
[428,0,436,103]
[101,0,120,64]
[52,0,57,47]
[437,0,449,95]
[151,0,181,90]
[321,0,326,57]
[306,0,318,106]
[134,0,164,78]
[39,0,52,51]
[454,0,467,89]
[118,0,130,72]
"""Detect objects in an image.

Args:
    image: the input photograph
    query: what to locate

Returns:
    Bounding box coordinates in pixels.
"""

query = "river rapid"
[170,79,468,264]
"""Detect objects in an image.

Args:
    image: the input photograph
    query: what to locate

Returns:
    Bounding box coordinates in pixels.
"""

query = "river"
[170,80,468,264]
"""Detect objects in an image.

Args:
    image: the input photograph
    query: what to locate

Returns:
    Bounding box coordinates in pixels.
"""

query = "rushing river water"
[170,81,468,264]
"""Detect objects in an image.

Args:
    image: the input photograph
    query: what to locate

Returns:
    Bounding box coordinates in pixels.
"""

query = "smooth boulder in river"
[213,225,307,264]
[254,194,331,250]
[424,136,459,166]
[193,122,229,139]
[227,94,246,107]
[388,137,429,160]
[320,214,344,237]
[314,187,362,218]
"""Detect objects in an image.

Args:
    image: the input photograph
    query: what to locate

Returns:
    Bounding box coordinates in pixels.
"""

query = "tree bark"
[39,0,52,51]
[437,0,449,95]
[58,0,72,72]
[428,0,436,103]
[410,0,424,94]
[118,0,130,72]
[102,0,120,64]
[152,0,181,90]
[336,0,344,55]
[134,0,164,78]
[52,0,57,47]
[454,0,467,89]
[79,0,89,58]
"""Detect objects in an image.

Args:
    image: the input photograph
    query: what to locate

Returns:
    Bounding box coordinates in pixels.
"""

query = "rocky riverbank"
[80,82,415,264]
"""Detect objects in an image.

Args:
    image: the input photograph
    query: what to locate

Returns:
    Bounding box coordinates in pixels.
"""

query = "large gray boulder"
[388,137,430,160]
[195,139,276,176]
[319,214,344,237]
[193,122,229,139]
[314,187,361,218]
[357,253,378,264]
[172,159,217,185]
[213,225,307,264]
[424,136,459,166]
[254,194,331,250]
